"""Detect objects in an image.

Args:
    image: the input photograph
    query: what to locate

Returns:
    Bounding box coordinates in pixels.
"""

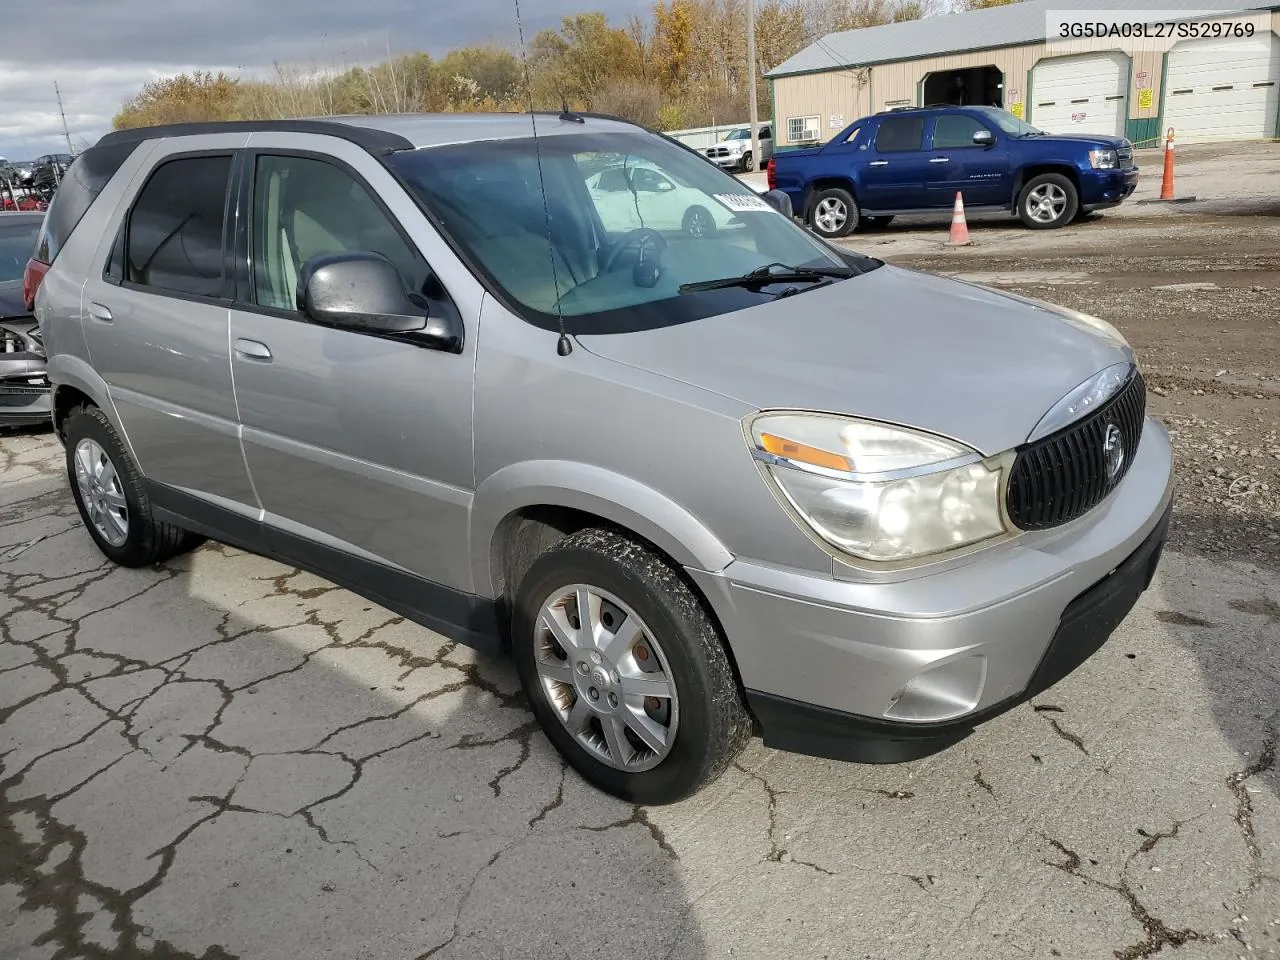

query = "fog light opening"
[883,655,987,723]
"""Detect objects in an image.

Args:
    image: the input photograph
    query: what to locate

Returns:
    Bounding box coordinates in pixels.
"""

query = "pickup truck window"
[874,117,925,152]
[932,115,993,149]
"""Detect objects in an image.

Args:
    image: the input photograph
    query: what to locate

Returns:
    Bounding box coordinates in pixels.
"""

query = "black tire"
[741,152,754,173]
[63,405,201,567]
[682,205,717,239]
[1017,173,1078,230]
[858,215,895,231]
[808,186,859,239]
[512,528,752,805]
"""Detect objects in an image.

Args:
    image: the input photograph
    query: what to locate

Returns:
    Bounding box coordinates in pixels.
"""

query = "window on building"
[874,116,926,152]
[126,154,232,298]
[787,116,821,142]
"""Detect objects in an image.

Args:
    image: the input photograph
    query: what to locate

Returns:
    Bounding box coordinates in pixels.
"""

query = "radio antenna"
[514,0,573,357]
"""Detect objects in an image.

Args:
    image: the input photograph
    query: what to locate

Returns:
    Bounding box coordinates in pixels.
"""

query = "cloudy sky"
[0,0,645,160]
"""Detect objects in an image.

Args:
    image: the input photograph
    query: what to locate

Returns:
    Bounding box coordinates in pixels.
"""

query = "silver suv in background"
[35,114,1173,804]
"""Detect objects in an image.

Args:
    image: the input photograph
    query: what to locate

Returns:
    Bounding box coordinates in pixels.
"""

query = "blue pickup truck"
[768,105,1138,236]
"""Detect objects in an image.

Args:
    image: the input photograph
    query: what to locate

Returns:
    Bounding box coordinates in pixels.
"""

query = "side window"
[759,126,772,139]
[874,117,926,152]
[251,154,425,313]
[595,168,629,192]
[632,168,672,193]
[125,154,232,298]
[932,115,992,149]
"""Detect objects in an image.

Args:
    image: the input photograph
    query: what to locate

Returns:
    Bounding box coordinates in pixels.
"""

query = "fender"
[470,459,735,599]
[46,356,139,462]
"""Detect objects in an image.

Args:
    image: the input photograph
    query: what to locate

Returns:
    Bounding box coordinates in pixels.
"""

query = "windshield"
[0,219,39,283]
[972,107,1043,138]
[387,130,876,331]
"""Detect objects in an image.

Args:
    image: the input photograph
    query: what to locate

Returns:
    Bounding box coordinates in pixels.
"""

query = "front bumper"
[0,369,52,428]
[688,417,1174,763]
[708,154,746,169]
[1081,166,1139,208]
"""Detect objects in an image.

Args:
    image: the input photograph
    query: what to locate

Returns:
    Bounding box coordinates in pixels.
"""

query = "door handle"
[88,302,113,323]
[930,157,951,163]
[868,160,889,167]
[234,338,272,361]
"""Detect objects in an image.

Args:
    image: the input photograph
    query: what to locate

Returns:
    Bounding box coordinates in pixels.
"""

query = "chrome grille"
[1006,370,1147,530]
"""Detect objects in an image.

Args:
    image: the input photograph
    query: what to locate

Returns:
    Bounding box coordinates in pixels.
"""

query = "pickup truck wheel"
[810,187,859,238]
[741,152,754,173]
[512,528,752,805]
[1018,173,1078,229]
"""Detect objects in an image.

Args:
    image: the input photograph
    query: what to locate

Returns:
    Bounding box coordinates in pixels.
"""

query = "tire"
[809,186,859,239]
[741,152,754,173]
[858,215,895,231]
[512,528,752,805]
[682,205,717,239]
[63,405,201,567]
[1017,173,1078,230]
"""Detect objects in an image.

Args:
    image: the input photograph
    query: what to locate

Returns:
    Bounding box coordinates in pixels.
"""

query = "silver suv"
[35,114,1173,804]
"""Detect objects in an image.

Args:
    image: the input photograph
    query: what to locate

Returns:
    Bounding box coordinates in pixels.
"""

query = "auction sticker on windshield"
[715,194,773,213]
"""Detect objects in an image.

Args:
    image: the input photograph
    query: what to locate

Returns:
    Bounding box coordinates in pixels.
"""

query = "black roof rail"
[93,118,415,154]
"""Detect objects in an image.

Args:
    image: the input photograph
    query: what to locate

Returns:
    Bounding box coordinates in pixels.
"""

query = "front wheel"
[1018,173,1078,229]
[682,205,717,239]
[512,529,752,805]
[809,186,859,239]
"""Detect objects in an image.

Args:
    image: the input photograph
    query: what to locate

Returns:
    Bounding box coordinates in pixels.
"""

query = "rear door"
[861,115,931,211]
[80,137,259,524]
[924,113,1010,208]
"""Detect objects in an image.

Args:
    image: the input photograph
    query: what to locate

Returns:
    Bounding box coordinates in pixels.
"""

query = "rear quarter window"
[33,141,139,264]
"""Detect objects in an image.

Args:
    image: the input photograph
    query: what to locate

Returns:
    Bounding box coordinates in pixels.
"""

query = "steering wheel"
[602,228,668,275]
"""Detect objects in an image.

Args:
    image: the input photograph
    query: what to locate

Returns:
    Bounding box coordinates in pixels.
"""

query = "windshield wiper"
[678,262,853,295]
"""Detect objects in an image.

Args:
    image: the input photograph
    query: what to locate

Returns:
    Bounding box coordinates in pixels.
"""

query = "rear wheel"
[809,187,859,239]
[512,528,751,804]
[63,405,201,567]
[1018,173,1078,229]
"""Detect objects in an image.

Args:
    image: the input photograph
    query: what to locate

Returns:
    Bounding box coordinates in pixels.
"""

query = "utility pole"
[746,0,760,174]
[54,82,74,155]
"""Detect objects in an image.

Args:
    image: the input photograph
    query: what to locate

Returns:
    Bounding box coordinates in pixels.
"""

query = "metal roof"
[766,0,1280,77]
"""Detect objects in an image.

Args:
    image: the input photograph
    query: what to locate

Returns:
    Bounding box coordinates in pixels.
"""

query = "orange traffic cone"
[948,191,971,245]
[1159,127,1175,200]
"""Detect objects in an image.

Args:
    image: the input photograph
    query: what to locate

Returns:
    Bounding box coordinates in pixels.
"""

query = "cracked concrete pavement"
[2,429,1278,960]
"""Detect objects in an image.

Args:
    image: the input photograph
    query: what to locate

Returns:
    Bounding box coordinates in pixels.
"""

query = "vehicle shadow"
[1148,503,1280,804]
[0,465,707,960]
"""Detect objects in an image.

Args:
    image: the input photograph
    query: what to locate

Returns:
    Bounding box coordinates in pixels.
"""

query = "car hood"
[577,264,1132,456]
[1026,133,1130,149]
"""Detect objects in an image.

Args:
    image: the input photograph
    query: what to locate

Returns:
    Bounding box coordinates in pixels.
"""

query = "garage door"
[1164,33,1280,142]
[1031,52,1129,137]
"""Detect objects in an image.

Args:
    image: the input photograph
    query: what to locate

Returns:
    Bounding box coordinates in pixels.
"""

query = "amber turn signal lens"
[759,433,851,472]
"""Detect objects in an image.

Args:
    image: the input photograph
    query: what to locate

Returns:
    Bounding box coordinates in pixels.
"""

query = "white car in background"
[585,162,739,238]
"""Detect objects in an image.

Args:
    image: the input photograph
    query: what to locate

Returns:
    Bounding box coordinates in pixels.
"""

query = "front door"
[861,115,932,211]
[79,139,259,518]
[227,143,477,595]
[924,113,1010,208]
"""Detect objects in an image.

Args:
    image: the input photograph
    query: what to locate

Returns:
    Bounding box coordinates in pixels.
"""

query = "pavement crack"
[1048,718,1089,755]
[580,806,679,861]
[1225,710,1278,898]
[527,763,566,830]
[973,766,996,799]
[449,720,539,797]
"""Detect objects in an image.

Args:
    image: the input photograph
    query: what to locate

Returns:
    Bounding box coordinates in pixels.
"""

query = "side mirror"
[763,189,793,219]
[299,252,461,351]
[973,129,996,147]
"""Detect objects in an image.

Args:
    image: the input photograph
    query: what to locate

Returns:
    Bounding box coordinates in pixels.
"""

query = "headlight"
[1089,148,1118,169]
[748,413,1013,565]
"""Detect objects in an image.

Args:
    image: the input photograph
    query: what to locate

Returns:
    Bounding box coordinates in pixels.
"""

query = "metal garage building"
[767,0,1280,148]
